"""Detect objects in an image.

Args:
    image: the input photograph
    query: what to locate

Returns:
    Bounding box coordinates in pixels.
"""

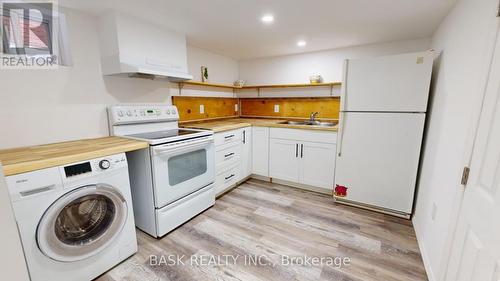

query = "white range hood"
[98,12,192,81]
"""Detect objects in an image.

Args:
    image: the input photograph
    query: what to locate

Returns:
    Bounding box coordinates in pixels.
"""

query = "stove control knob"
[165,110,171,115]
[171,109,177,115]
[126,110,132,117]
[117,111,124,117]
[99,160,110,170]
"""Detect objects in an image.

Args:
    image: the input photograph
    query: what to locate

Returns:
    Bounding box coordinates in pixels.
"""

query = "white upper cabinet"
[98,12,192,81]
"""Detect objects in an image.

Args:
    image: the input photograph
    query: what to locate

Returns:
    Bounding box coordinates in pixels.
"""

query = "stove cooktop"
[124,128,213,145]
[127,129,200,140]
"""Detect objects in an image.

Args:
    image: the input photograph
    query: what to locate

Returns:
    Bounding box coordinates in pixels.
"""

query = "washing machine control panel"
[61,153,127,182]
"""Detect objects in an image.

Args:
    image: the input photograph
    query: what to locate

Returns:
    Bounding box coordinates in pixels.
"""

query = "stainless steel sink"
[316,121,338,127]
[278,120,310,125]
[278,120,338,127]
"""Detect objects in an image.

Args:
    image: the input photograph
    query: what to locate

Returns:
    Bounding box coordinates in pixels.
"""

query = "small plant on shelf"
[201,66,209,82]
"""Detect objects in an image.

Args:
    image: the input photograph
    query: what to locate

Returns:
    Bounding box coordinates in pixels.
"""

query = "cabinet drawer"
[214,129,242,146]
[215,142,240,170]
[270,128,337,144]
[215,164,239,195]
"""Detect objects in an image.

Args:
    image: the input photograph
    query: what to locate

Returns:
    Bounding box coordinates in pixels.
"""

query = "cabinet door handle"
[224,134,235,139]
[224,152,235,158]
[301,144,304,158]
[225,174,235,180]
[296,143,298,157]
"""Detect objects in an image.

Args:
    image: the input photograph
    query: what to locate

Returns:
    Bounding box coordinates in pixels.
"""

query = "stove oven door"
[151,136,215,207]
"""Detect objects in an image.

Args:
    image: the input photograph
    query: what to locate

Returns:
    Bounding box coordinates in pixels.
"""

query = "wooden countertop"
[180,118,339,133]
[0,137,149,176]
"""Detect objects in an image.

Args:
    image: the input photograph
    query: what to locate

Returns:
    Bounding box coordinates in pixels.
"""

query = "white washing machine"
[6,153,137,281]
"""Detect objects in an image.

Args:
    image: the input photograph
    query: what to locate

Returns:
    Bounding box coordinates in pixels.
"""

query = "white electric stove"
[108,104,215,237]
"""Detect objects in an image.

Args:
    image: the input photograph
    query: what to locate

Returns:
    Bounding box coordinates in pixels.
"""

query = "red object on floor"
[335,185,348,197]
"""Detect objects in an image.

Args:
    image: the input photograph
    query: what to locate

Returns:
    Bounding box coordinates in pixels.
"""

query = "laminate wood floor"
[97,179,428,281]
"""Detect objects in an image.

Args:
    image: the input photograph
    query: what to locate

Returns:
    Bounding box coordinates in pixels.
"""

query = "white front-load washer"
[6,153,137,281]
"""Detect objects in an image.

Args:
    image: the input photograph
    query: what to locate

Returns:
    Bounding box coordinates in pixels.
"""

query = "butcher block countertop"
[0,137,149,176]
[180,117,339,133]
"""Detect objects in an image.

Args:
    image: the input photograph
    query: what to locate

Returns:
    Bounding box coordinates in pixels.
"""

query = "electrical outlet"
[199,104,205,114]
[431,203,437,221]
[274,104,280,113]
[235,104,238,112]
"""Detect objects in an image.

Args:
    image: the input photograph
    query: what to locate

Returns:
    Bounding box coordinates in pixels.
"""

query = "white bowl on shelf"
[309,75,323,84]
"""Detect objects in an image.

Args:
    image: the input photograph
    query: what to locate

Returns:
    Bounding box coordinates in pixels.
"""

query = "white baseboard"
[412,220,437,281]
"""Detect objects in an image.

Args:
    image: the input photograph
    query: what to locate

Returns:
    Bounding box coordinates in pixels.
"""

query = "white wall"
[187,45,239,84]
[0,8,172,149]
[0,8,237,149]
[239,38,431,84]
[0,164,30,281]
[412,0,500,280]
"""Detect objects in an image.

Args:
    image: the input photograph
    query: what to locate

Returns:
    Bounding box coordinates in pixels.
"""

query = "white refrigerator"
[334,51,434,217]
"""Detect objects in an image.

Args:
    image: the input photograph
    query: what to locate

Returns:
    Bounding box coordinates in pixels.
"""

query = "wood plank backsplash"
[240,97,340,120]
[173,96,239,122]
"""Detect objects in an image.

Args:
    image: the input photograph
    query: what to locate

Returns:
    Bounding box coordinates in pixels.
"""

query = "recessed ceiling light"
[261,14,274,24]
[297,40,307,47]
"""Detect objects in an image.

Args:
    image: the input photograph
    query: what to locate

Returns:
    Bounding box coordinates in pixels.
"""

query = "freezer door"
[335,112,425,214]
[342,51,433,112]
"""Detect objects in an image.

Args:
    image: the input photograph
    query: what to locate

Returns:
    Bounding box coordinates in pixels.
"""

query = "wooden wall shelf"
[241,82,341,89]
[178,81,241,89]
[177,81,342,90]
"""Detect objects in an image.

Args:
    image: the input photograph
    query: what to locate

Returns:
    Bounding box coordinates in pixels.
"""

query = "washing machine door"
[37,184,128,262]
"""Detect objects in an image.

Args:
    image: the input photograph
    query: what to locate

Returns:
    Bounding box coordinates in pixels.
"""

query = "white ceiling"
[60,0,456,60]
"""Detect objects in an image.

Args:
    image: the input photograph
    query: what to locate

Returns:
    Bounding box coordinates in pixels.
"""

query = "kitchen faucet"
[309,112,320,122]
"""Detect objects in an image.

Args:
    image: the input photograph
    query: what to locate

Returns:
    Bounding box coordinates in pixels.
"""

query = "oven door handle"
[153,137,213,155]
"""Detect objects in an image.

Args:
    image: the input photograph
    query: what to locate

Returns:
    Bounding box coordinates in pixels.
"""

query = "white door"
[269,138,300,182]
[240,127,252,180]
[299,141,336,190]
[252,127,269,177]
[335,112,425,214]
[342,51,433,112]
[445,20,500,281]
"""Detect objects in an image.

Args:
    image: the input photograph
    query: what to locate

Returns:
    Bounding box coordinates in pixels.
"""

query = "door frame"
[441,14,500,279]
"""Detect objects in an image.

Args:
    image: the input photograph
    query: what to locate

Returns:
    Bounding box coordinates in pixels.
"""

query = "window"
[1,2,72,66]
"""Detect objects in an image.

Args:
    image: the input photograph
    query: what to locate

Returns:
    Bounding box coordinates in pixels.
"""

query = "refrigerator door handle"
[340,60,349,111]
[295,143,298,157]
[337,111,345,157]
[337,60,348,157]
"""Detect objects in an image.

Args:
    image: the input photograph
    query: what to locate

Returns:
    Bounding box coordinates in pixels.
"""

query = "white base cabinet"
[252,127,270,177]
[269,139,299,182]
[299,141,336,189]
[239,127,252,181]
[214,127,252,196]
[269,128,337,191]
[213,126,336,195]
